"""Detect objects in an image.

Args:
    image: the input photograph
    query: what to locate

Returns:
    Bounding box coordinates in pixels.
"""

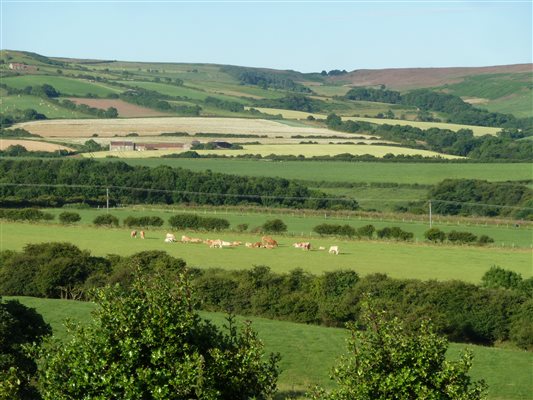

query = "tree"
[481,266,522,289]
[0,297,51,400]
[310,301,487,400]
[37,267,280,399]
[262,219,287,233]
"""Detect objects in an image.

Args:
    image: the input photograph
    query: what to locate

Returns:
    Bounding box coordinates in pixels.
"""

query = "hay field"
[89,144,460,159]
[251,107,502,136]
[14,117,372,138]
[0,139,75,152]
[196,144,461,158]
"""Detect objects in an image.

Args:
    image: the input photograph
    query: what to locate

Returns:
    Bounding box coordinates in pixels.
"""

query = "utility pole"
[106,188,109,213]
[429,200,432,228]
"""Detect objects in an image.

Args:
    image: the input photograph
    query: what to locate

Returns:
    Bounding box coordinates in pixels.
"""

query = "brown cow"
[261,236,278,247]
[130,230,137,238]
[140,231,145,239]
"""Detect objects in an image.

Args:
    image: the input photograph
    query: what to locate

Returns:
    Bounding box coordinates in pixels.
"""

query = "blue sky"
[1,1,531,72]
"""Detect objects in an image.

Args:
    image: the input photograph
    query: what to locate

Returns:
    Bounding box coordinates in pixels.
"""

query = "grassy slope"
[441,73,533,118]
[1,220,530,283]
[2,75,121,96]
[6,296,533,399]
[0,94,89,118]
[97,159,533,185]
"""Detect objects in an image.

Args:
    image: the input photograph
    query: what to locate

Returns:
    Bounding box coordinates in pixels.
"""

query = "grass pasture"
[2,75,121,97]
[97,159,533,185]
[1,218,530,283]
[0,94,89,118]
[7,296,533,399]
[118,80,252,104]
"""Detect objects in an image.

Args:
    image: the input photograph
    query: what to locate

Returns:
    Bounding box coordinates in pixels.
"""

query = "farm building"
[136,143,188,151]
[9,63,35,71]
[109,141,189,151]
[110,141,135,151]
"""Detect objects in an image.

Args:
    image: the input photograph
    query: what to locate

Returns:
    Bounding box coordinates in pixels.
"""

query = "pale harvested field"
[14,117,370,138]
[87,144,461,159]
[0,139,75,152]
[67,98,170,117]
[251,107,501,136]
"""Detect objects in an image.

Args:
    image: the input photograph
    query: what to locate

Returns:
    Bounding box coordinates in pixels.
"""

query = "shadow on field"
[275,390,308,399]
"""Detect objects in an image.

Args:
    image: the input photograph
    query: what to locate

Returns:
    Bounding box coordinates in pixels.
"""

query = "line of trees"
[0,159,357,210]
[344,87,531,129]
[429,179,532,219]
[325,113,533,161]
[1,244,531,350]
[221,65,312,93]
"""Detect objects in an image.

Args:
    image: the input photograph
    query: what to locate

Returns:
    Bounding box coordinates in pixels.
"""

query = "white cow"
[328,245,339,255]
[165,233,177,243]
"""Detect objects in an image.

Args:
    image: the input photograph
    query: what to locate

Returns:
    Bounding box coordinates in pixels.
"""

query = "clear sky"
[1,1,531,72]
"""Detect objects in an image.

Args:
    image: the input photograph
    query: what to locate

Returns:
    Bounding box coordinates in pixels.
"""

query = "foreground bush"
[37,268,280,399]
[0,297,51,399]
[310,302,487,400]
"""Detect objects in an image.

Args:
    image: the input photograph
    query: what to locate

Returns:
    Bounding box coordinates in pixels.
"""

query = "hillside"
[1,50,531,161]
[328,64,532,90]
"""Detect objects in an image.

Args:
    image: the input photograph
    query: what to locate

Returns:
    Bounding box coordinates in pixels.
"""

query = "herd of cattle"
[130,231,339,254]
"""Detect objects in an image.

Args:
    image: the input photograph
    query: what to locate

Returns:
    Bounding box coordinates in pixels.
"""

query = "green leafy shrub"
[262,219,287,233]
[123,215,164,228]
[36,269,280,399]
[447,230,478,243]
[0,208,54,222]
[58,211,81,224]
[357,224,375,239]
[310,302,487,400]
[478,235,495,245]
[424,227,446,242]
[168,214,229,231]
[313,223,356,237]
[377,226,414,241]
[93,214,119,227]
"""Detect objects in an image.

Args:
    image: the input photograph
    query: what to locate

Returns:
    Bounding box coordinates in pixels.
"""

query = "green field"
[7,296,533,399]
[0,94,89,118]
[36,207,533,248]
[2,75,121,97]
[97,158,533,185]
[118,80,251,104]
[439,73,533,118]
[1,218,530,283]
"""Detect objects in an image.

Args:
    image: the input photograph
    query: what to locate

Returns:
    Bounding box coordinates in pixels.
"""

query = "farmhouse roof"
[110,141,135,146]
